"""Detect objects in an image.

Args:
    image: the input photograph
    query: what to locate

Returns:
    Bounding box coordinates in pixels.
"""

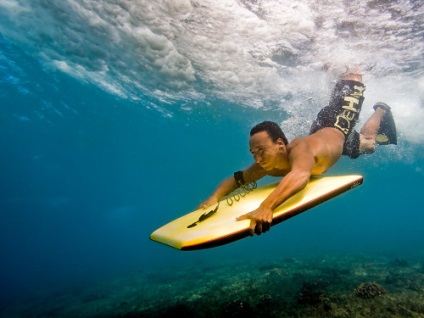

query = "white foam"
[0,0,29,15]
[1,0,424,146]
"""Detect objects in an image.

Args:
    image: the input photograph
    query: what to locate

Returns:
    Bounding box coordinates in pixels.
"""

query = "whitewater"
[1,0,423,147]
[1,1,424,316]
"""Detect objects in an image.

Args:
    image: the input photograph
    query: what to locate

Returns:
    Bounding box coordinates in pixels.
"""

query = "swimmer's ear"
[277,138,286,148]
[276,138,287,154]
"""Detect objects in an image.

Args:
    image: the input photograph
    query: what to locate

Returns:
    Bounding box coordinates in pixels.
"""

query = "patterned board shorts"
[309,80,366,159]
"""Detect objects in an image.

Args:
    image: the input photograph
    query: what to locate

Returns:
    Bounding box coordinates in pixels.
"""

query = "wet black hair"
[250,121,289,145]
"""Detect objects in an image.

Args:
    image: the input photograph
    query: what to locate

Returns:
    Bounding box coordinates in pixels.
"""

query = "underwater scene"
[1,1,424,317]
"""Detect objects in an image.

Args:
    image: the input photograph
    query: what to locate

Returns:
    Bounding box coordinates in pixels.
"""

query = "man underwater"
[200,71,397,236]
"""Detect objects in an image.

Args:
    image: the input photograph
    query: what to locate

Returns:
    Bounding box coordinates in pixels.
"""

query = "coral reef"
[2,254,424,318]
[296,279,329,305]
[220,299,254,318]
[354,282,386,299]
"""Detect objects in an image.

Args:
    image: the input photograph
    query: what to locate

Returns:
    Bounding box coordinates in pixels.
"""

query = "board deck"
[150,175,363,250]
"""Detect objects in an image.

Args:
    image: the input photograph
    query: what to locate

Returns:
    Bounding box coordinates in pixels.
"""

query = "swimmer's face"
[249,131,285,171]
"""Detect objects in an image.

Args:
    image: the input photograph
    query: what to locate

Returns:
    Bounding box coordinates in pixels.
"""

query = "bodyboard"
[150,175,363,250]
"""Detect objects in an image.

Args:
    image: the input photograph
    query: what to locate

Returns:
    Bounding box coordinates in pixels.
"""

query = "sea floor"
[2,253,424,318]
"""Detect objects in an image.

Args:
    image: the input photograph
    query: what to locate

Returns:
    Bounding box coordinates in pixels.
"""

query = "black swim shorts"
[309,80,366,159]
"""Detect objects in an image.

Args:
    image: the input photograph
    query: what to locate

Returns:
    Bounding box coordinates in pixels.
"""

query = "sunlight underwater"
[1,0,424,149]
[1,0,424,316]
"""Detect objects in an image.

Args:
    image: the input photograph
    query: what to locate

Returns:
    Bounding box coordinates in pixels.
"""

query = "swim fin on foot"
[373,102,397,145]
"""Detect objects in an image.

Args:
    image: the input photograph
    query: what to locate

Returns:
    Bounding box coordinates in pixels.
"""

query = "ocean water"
[1,1,424,316]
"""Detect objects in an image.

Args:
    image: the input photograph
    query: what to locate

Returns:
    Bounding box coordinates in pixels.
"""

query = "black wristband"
[234,170,245,187]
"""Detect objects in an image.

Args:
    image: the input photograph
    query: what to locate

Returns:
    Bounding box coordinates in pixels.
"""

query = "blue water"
[1,0,424,311]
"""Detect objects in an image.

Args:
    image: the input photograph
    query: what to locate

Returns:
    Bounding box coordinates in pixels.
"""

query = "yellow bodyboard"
[150,175,363,250]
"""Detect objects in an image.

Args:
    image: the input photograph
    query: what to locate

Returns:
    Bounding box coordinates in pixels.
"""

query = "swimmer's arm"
[237,141,315,232]
[260,141,315,210]
[198,163,266,209]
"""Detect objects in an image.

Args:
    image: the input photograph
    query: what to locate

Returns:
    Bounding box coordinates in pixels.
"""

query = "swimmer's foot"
[373,102,397,145]
[373,102,391,112]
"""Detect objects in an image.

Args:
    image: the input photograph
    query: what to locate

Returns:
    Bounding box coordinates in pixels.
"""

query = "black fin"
[373,103,397,145]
